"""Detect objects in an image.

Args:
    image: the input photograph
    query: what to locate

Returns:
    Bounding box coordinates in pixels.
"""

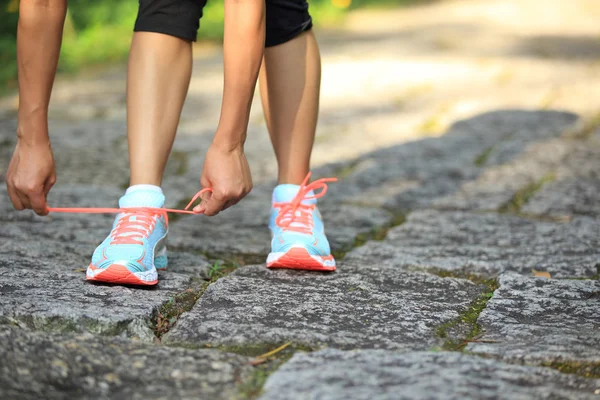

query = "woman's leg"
[127,32,192,186]
[261,27,336,271]
[87,1,204,286]
[259,30,321,185]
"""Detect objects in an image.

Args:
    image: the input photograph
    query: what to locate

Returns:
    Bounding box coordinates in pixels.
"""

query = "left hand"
[194,141,253,216]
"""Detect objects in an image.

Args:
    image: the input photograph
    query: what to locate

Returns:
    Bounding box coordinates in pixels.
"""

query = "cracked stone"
[523,137,600,218]
[164,264,484,350]
[0,326,251,400]
[432,137,573,211]
[260,349,600,400]
[164,250,213,278]
[169,187,393,261]
[0,267,191,341]
[467,274,600,365]
[345,210,600,278]
[324,110,577,213]
[523,178,600,218]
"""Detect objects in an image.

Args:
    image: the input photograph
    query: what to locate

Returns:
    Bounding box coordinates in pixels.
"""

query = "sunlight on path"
[1,0,599,182]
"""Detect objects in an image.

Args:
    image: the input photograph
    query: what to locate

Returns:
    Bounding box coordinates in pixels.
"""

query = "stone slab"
[522,178,600,219]
[324,110,578,213]
[426,111,580,212]
[345,210,600,278]
[523,137,600,218]
[0,326,251,400]
[0,266,191,341]
[0,183,212,276]
[431,137,574,212]
[164,264,484,350]
[260,349,600,400]
[467,274,600,365]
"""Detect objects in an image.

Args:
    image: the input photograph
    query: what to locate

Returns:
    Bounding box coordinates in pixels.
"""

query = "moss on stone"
[154,260,240,338]
[237,367,272,399]
[541,361,600,379]
[228,342,315,399]
[474,145,494,167]
[334,212,406,260]
[154,287,203,339]
[499,173,556,214]
[430,271,499,351]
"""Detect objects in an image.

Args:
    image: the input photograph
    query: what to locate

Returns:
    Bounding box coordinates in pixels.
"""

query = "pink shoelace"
[274,173,337,235]
[47,188,211,216]
[48,188,212,244]
[45,172,336,242]
[47,189,212,245]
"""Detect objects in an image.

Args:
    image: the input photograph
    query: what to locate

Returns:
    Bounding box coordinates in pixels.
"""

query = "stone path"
[2,0,600,399]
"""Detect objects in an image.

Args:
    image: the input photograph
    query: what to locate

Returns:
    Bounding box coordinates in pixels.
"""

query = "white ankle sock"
[126,184,163,195]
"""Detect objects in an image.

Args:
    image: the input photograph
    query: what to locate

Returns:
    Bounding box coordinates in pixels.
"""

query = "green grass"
[331,212,406,260]
[218,342,315,399]
[474,145,494,167]
[541,361,600,379]
[427,270,500,351]
[153,260,239,338]
[154,287,203,338]
[498,173,556,214]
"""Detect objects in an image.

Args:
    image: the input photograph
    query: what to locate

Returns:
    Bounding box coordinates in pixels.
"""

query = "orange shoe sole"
[267,247,336,272]
[86,264,158,286]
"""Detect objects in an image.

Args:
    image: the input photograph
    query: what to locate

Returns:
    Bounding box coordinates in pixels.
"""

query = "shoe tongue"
[119,190,165,208]
[272,184,317,205]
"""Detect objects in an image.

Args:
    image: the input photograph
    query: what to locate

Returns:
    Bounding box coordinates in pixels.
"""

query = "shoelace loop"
[274,173,337,235]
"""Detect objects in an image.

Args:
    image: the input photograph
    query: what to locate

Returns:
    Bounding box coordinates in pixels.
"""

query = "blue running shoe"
[267,173,337,271]
[86,188,167,286]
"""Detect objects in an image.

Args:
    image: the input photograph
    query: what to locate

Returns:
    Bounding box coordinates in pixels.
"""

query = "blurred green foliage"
[0,0,412,92]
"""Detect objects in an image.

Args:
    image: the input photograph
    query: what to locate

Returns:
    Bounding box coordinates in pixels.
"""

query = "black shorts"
[134,0,313,47]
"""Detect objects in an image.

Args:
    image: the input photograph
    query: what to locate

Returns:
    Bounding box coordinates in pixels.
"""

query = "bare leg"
[127,32,192,186]
[259,30,321,185]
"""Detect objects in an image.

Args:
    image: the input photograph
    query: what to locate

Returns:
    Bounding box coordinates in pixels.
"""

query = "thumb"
[29,191,49,216]
[193,191,211,213]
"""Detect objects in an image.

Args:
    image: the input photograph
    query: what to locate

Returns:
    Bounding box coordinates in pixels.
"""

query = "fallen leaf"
[532,269,551,279]
[248,358,268,366]
[256,341,292,358]
[248,341,293,365]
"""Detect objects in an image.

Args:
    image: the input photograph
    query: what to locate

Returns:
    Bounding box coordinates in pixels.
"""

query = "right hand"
[6,139,56,216]
[194,140,253,216]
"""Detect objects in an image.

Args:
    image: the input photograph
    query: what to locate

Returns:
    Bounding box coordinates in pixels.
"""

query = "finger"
[17,191,32,211]
[43,174,56,196]
[223,187,251,210]
[221,200,233,211]
[193,191,211,213]
[203,194,228,216]
[29,191,49,216]
[222,199,237,211]
[6,185,24,210]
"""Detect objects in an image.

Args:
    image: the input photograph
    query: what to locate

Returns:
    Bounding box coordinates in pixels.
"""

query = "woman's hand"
[6,139,57,216]
[195,141,252,216]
